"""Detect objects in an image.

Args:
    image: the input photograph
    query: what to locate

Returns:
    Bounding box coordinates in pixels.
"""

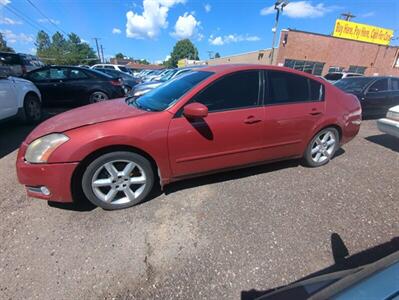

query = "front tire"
[22,93,42,124]
[303,127,339,167]
[81,151,154,210]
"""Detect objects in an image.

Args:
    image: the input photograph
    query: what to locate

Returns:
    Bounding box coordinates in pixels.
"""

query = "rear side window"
[0,53,21,65]
[391,78,399,91]
[192,71,260,112]
[104,65,115,69]
[267,71,323,104]
[69,69,88,79]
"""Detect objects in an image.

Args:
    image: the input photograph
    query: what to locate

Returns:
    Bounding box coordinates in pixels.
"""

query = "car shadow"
[0,121,34,159]
[241,233,399,300]
[365,134,399,152]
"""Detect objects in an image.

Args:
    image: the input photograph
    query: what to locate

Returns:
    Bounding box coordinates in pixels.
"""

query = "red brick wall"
[276,30,399,76]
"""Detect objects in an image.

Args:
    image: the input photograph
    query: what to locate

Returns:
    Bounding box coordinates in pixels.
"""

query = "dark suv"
[0,52,44,76]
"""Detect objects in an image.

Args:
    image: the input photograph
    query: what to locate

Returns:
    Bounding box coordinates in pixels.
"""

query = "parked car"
[0,52,44,77]
[334,76,399,118]
[142,69,164,82]
[0,66,42,123]
[131,67,199,97]
[94,68,140,94]
[16,65,361,210]
[91,64,132,75]
[24,66,125,107]
[324,72,363,82]
[377,105,399,138]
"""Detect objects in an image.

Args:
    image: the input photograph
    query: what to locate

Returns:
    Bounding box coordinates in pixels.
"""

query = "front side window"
[192,71,260,112]
[267,71,323,104]
[49,68,68,80]
[324,73,343,81]
[390,78,399,91]
[368,79,388,93]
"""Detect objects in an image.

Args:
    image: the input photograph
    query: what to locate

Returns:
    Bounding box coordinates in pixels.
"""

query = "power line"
[4,4,53,35]
[25,0,68,36]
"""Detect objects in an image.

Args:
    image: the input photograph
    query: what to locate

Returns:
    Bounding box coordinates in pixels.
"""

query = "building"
[276,29,399,76]
[207,49,272,66]
[205,22,399,77]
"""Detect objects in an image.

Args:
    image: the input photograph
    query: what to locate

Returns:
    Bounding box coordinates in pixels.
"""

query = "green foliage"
[169,39,199,67]
[214,52,221,58]
[0,32,15,52]
[35,31,97,65]
[115,52,124,59]
[137,59,150,65]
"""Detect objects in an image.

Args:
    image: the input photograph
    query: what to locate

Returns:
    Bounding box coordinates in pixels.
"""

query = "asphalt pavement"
[0,119,398,299]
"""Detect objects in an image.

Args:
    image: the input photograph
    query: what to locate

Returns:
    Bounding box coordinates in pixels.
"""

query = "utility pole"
[100,44,105,63]
[270,0,289,65]
[207,51,214,59]
[93,37,101,63]
[341,12,355,21]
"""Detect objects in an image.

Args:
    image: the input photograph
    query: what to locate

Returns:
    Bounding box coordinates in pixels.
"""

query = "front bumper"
[377,118,399,138]
[16,143,78,203]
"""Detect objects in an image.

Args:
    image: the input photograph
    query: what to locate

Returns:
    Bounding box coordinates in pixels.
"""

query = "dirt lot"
[0,119,398,299]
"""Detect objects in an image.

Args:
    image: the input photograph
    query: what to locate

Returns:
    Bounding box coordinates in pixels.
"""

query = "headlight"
[133,89,151,97]
[25,133,69,163]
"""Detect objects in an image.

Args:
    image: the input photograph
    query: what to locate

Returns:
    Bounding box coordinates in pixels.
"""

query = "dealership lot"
[0,119,398,299]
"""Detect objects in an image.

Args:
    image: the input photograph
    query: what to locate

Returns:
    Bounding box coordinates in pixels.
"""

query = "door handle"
[310,111,322,116]
[244,116,261,124]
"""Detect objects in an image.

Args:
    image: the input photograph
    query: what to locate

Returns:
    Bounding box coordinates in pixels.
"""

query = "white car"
[377,105,399,138]
[0,67,42,123]
[91,64,132,75]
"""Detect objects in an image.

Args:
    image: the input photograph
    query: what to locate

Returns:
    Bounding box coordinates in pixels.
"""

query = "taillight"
[110,79,123,86]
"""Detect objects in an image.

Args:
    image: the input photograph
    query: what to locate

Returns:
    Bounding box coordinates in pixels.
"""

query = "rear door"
[0,78,18,120]
[262,70,325,159]
[363,79,390,117]
[168,70,265,177]
[61,68,92,104]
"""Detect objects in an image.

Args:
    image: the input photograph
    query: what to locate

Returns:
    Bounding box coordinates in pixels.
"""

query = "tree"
[35,30,50,56]
[35,31,97,65]
[115,53,124,59]
[169,39,199,67]
[138,59,150,65]
[214,52,221,58]
[0,32,15,52]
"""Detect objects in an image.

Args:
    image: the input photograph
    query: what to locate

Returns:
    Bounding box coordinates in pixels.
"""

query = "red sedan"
[16,65,362,210]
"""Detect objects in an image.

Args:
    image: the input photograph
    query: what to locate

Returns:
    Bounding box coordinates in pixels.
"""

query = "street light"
[270,0,289,64]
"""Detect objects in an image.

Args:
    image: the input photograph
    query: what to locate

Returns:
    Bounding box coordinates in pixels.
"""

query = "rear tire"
[81,151,154,210]
[303,127,339,167]
[89,91,109,104]
[22,93,42,124]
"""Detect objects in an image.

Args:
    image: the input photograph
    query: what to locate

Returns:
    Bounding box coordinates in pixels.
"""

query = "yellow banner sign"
[333,19,393,46]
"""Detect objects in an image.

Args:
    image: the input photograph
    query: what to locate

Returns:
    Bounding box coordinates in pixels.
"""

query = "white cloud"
[204,4,211,13]
[165,54,171,61]
[126,0,186,39]
[112,28,122,34]
[0,0,10,6]
[209,34,261,46]
[0,29,34,44]
[260,1,334,18]
[38,18,60,25]
[0,17,22,25]
[172,12,200,39]
[81,38,89,43]
[360,11,375,18]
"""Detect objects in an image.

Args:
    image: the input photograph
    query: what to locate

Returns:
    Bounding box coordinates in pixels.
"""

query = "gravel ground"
[0,119,398,300]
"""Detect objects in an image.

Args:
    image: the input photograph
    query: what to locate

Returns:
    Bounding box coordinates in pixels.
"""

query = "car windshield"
[127,71,213,112]
[118,66,129,72]
[334,77,373,93]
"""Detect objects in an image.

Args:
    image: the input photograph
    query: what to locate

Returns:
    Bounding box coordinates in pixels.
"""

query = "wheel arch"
[70,144,161,204]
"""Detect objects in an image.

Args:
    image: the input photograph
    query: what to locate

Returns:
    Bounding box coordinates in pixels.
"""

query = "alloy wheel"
[91,160,147,206]
[310,130,337,163]
[90,91,108,103]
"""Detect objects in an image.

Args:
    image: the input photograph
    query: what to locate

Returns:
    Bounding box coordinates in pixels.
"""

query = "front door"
[168,70,265,178]
[262,70,326,160]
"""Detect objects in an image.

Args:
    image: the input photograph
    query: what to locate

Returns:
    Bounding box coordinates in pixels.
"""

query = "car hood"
[11,76,34,85]
[388,105,399,113]
[25,98,148,144]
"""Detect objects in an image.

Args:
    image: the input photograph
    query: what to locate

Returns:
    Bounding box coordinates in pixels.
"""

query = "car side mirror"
[183,103,208,119]
[0,66,11,79]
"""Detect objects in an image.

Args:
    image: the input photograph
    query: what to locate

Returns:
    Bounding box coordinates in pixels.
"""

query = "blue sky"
[1,0,398,63]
